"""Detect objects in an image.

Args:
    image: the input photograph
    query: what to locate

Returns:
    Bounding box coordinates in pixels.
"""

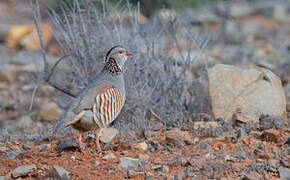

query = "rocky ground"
[0,0,290,179]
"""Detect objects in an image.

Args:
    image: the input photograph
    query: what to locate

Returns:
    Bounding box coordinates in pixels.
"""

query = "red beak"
[125,51,132,56]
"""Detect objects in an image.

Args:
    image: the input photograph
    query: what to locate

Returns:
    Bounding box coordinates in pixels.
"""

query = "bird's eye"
[118,50,124,54]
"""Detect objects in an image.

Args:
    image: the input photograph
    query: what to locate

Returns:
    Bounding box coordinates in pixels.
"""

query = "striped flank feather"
[93,87,125,128]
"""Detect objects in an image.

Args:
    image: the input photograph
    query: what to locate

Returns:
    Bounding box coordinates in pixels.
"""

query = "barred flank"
[93,87,125,128]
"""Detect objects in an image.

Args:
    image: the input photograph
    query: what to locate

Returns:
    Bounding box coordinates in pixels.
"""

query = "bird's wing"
[92,86,125,128]
[53,84,125,135]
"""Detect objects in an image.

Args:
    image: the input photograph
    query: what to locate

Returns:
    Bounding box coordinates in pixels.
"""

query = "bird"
[58,46,132,152]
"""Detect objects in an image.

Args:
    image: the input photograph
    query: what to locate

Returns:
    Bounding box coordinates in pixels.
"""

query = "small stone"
[40,102,60,121]
[278,168,290,180]
[165,128,192,144]
[127,170,144,178]
[22,144,32,150]
[237,147,247,159]
[193,137,199,144]
[12,164,36,178]
[37,143,51,151]
[225,154,235,162]
[119,157,139,169]
[0,146,8,153]
[161,165,169,173]
[194,121,221,131]
[151,164,162,170]
[147,141,160,153]
[263,128,281,143]
[95,161,101,166]
[70,155,76,161]
[135,142,148,151]
[178,157,191,166]
[50,166,70,179]
[103,152,116,160]
[260,116,283,130]
[250,131,263,138]
[99,127,119,143]
[286,104,290,112]
[237,127,247,141]
[59,138,79,151]
[1,151,24,159]
[138,154,150,161]
[144,130,160,138]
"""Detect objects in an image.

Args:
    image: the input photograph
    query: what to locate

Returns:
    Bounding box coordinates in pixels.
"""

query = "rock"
[138,154,150,161]
[151,164,162,170]
[15,115,34,129]
[0,173,11,180]
[37,143,51,151]
[208,64,286,120]
[278,168,290,180]
[126,170,145,178]
[243,171,263,180]
[110,12,147,26]
[99,127,119,143]
[273,5,289,22]
[1,151,24,159]
[135,142,148,151]
[103,152,116,160]
[194,121,221,131]
[22,144,32,150]
[147,141,160,153]
[178,157,191,166]
[12,164,36,178]
[144,130,160,138]
[263,128,281,143]
[157,9,177,23]
[59,138,79,151]
[6,25,32,48]
[50,166,70,179]
[0,146,8,153]
[234,113,259,123]
[40,102,60,121]
[70,155,76,161]
[260,116,284,130]
[229,3,254,18]
[0,64,18,83]
[165,128,192,144]
[225,154,235,162]
[95,161,101,166]
[19,23,53,51]
[237,127,247,141]
[119,157,139,169]
[237,147,247,159]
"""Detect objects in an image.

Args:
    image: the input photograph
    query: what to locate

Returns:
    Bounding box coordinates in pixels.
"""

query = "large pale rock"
[208,64,286,120]
[6,23,53,50]
[40,102,60,121]
[6,25,32,48]
[20,23,53,51]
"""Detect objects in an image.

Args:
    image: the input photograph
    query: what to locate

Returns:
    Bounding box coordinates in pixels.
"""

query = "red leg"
[78,131,85,151]
[95,135,102,153]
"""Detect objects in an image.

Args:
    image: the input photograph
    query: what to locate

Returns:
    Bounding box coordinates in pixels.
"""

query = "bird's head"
[104,46,132,75]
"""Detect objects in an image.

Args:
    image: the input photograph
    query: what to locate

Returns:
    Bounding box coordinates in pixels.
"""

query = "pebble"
[50,165,70,179]
[103,152,117,160]
[22,144,32,150]
[119,157,139,169]
[135,142,148,151]
[278,168,290,180]
[12,164,36,178]
[59,138,79,151]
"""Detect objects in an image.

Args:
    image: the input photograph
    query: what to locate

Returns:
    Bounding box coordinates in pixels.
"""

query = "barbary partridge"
[59,46,132,152]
